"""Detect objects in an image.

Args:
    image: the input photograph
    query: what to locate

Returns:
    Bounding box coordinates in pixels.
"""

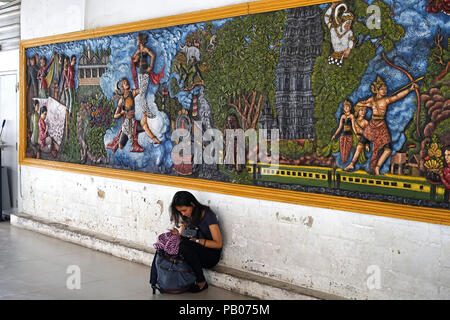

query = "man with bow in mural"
[345,76,418,175]
[324,2,355,67]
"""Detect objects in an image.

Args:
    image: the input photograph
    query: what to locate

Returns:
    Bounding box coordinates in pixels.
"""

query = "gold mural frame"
[19,0,450,226]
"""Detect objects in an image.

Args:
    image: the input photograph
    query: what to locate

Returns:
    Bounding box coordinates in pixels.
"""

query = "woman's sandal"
[189,282,209,293]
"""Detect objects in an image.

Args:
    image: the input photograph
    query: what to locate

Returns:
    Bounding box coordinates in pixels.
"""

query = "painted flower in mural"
[424,140,445,182]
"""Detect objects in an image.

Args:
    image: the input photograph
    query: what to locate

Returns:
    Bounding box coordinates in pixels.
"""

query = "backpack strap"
[152,284,164,294]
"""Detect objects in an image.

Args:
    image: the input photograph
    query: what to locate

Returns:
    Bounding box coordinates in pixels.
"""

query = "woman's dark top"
[185,208,221,250]
[139,51,149,74]
[342,117,353,136]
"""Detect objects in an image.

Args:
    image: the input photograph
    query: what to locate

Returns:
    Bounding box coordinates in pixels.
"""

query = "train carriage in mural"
[24,0,450,209]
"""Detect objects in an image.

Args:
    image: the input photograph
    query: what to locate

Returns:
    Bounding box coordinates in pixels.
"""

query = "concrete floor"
[0,221,253,300]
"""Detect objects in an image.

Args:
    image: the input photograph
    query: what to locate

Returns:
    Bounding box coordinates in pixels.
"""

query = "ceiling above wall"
[0,0,20,51]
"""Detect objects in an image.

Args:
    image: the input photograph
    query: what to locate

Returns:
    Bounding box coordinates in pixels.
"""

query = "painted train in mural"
[25,0,450,208]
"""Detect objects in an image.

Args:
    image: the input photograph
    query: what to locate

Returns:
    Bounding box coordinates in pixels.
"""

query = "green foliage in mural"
[61,101,81,163]
[279,140,314,160]
[85,93,115,159]
[313,1,405,155]
[155,90,182,129]
[203,11,287,130]
[219,165,253,185]
[87,126,107,158]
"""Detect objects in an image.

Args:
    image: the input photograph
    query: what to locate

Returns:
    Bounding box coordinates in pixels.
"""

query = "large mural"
[24,0,450,209]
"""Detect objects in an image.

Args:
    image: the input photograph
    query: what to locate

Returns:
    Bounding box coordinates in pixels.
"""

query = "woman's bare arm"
[191,224,223,249]
[331,116,344,140]
[113,103,124,119]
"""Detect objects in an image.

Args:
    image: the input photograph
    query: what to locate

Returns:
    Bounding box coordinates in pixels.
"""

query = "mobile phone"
[181,229,197,238]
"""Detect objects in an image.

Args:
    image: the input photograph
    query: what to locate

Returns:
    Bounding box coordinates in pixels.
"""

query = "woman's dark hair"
[170,191,209,227]
[138,32,148,45]
[40,106,47,115]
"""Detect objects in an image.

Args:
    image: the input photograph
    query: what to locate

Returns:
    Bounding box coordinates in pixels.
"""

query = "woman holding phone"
[169,191,223,293]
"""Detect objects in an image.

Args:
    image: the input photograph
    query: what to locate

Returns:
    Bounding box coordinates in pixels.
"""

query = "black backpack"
[149,249,196,294]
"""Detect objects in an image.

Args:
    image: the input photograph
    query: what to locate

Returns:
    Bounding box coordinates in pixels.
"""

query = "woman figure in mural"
[37,53,55,99]
[344,77,419,175]
[37,106,60,159]
[107,78,146,152]
[331,100,355,164]
[132,32,161,144]
[352,105,370,154]
[169,191,222,293]
[324,2,355,67]
[353,106,369,140]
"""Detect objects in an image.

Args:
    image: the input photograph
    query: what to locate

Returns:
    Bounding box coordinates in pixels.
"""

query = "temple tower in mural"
[264,6,323,140]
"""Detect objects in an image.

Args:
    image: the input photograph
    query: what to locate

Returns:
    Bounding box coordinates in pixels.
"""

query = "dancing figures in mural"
[324,2,355,67]
[107,78,145,152]
[24,0,450,208]
[132,33,162,145]
[345,77,419,175]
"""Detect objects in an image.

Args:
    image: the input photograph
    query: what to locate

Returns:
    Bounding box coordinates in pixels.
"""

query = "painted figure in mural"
[107,78,146,152]
[324,2,355,67]
[180,55,205,90]
[132,32,161,144]
[50,79,60,101]
[37,53,55,99]
[345,77,418,175]
[37,106,60,159]
[29,100,40,157]
[352,105,369,147]
[26,55,39,116]
[60,55,76,116]
[331,100,355,163]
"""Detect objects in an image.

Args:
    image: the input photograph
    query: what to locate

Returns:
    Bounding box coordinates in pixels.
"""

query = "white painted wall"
[18,0,450,300]
[0,49,19,211]
[0,49,19,72]
[21,0,85,40]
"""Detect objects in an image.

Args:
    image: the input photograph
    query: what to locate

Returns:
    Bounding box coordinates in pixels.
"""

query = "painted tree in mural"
[203,11,287,130]
[313,0,405,154]
[405,27,450,178]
